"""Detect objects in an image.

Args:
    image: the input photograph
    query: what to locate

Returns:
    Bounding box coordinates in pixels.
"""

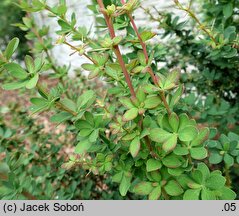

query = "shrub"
[0,0,238,200]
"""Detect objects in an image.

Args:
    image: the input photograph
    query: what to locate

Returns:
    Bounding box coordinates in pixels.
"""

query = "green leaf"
[164,180,183,196]
[123,108,138,121]
[206,140,218,148]
[122,132,137,141]
[3,129,12,139]
[50,112,73,124]
[163,69,180,90]
[168,167,184,177]
[88,69,100,79]
[25,55,35,73]
[224,153,234,167]
[130,136,141,157]
[104,162,112,172]
[190,147,208,160]
[0,162,10,174]
[224,26,236,41]
[150,171,162,182]
[92,53,109,66]
[169,84,184,108]
[22,17,32,28]
[178,175,196,188]
[140,128,150,139]
[119,172,132,196]
[191,170,203,184]
[197,163,210,181]
[119,97,135,109]
[79,128,93,137]
[75,120,93,129]
[224,47,237,58]
[2,80,28,90]
[132,65,144,74]
[81,63,96,71]
[229,141,238,152]
[4,63,28,79]
[32,0,45,10]
[142,84,158,93]
[30,98,49,114]
[209,128,217,139]
[60,98,77,112]
[112,171,123,183]
[89,129,99,142]
[149,128,171,143]
[201,188,216,200]
[57,4,67,15]
[31,97,48,106]
[219,187,236,200]
[112,36,122,45]
[146,159,162,172]
[163,133,178,152]
[162,154,182,168]
[26,73,39,89]
[187,181,202,189]
[133,182,154,195]
[34,58,43,71]
[169,112,179,132]
[75,139,92,154]
[178,126,198,142]
[220,134,230,146]
[77,90,96,109]
[57,20,72,34]
[159,114,172,131]
[174,146,189,156]
[191,127,209,147]
[223,3,233,19]
[206,174,226,190]
[137,51,146,66]
[4,37,19,60]
[178,113,196,130]
[209,153,223,164]
[149,186,161,200]
[144,96,161,109]
[136,87,146,103]
[183,189,201,200]
[140,31,156,42]
[228,132,239,141]
[105,64,120,80]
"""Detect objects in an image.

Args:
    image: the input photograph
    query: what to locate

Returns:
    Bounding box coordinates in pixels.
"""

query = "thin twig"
[36,83,78,116]
[97,0,136,98]
[175,1,217,45]
[122,1,171,115]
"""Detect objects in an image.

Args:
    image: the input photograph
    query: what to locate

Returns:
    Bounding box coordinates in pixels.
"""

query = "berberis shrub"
[0,0,238,200]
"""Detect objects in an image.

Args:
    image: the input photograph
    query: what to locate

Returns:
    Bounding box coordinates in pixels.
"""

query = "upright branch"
[121,0,171,115]
[174,0,217,45]
[97,0,136,98]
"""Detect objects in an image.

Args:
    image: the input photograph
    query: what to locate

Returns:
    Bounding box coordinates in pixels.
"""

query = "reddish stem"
[122,2,171,115]
[97,0,136,98]
[129,16,149,63]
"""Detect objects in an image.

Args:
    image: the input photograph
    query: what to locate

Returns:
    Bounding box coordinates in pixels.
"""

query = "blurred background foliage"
[0,0,29,60]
